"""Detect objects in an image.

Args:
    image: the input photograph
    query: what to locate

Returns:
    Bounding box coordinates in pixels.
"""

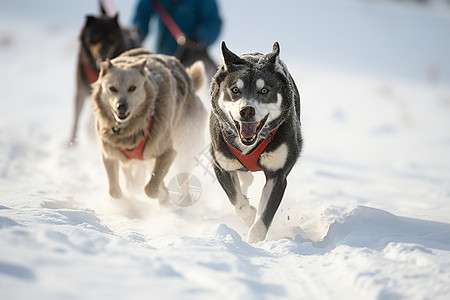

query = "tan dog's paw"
[109,187,123,199]
[157,185,169,203]
[144,181,158,198]
[145,183,169,203]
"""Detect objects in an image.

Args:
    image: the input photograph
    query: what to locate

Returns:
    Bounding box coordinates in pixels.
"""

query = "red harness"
[220,124,278,172]
[83,64,99,84]
[118,116,153,160]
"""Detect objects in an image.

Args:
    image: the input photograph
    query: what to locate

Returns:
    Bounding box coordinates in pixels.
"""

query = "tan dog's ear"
[99,59,112,78]
[133,59,147,76]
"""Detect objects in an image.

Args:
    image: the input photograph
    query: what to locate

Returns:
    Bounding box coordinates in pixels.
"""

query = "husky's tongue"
[241,122,258,139]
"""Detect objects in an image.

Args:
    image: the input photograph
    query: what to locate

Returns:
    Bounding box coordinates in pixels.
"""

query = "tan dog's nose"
[116,101,127,114]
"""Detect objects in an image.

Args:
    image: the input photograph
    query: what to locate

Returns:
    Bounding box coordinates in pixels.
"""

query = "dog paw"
[67,139,78,147]
[144,182,158,198]
[144,182,169,203]
[109,187,123,199]
[234,205,256,227]
[247,219,268,244]
[157,186,169,204]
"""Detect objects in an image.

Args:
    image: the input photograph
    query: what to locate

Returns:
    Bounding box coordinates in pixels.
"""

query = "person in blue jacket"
[132,0,222,56]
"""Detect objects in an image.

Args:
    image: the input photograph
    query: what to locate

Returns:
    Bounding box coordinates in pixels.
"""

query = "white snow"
[1,0,450,299]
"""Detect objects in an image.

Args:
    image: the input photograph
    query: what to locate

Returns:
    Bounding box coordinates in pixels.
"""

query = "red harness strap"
[83,65,98,84]
[220,124,278,172]
[152,0,187,45]
[118,116,153,160]
[83,64,99,84]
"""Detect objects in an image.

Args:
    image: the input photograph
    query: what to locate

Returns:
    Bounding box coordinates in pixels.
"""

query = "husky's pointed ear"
[264,42,280,65]
[221,41,245,68]
[99,59,112,78]
[133,59,147,76]
[272,42,280,56]
[113,13,119,24]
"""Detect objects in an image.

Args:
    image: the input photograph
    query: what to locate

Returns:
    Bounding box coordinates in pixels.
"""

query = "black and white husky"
[209,42,303,243]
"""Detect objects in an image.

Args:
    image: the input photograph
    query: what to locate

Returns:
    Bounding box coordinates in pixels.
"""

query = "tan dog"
[92,48,206,202]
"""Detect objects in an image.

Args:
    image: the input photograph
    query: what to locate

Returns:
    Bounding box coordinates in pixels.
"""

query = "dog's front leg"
[247,174,287,243]
[145,148,176,202]
[102,154,123,199]
[213,164,256,227]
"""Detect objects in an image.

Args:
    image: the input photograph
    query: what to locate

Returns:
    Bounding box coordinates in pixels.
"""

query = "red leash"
[152,0,186,45]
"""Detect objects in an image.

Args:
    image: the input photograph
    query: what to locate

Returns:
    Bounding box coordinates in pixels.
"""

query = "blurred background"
[1,0,449,85]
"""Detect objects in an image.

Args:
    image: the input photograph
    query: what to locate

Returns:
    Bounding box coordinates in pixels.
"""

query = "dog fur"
[92,48,207,201]
[69,12,140,145]
[209,42,302,243]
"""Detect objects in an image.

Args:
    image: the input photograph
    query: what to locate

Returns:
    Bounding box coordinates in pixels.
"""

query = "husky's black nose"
[240,106,255,120]
[117,101,128,114]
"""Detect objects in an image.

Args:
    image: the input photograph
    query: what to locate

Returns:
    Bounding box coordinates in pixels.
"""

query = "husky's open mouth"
[231,113,269,146]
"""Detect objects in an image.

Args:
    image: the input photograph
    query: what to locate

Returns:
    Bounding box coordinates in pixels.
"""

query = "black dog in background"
[69,7,140,146]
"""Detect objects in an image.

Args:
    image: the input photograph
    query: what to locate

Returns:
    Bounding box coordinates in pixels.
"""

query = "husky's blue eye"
[231,87,240,94]
[261,88,269,94]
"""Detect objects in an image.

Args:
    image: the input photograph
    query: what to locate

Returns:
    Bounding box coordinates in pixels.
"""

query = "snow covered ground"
[1,0,450,299]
